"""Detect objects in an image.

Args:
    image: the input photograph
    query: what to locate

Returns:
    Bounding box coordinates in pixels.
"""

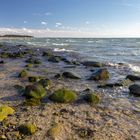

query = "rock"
[42,51,53,57]
[28,76,41,82]
[48,123,62,138]
[77,128,94,138]
[14,85,24,94]
[98,83,122,88]
[38,78,52,88]
[0,105,15,122]
[126,75,140,81]
[48,56,61,63]
[18,70,28,78]
[84,93,100,105]
[0,52,9,58]
[82,61,103,67]
[18,123,37,135]
[49,88,77,103]
[88,68,109,80]
[24,98,41,106]
[25,63,33,68]
[62,71,81,79]
[26,58,42,64]
[24,84,46,99]
[0,60,4,64]
[129,84,140,96]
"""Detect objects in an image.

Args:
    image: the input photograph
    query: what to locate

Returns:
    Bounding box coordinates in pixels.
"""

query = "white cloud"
[41,21,47,25]
[55,23,62,27]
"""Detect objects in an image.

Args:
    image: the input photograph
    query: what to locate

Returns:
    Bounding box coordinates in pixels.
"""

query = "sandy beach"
[0,43,139,140]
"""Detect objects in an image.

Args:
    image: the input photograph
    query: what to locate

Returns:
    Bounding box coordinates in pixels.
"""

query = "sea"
[0,37,140,73]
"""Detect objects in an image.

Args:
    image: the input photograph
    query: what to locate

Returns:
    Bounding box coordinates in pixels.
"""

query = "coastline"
[0,43,140,140]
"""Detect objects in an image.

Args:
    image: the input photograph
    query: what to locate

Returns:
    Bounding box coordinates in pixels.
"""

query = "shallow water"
[0,38,140,73]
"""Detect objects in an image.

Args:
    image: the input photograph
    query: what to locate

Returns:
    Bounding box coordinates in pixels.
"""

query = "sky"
[0,0,140,37]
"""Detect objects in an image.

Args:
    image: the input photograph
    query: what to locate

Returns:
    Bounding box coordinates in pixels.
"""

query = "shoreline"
[0,43,140,140]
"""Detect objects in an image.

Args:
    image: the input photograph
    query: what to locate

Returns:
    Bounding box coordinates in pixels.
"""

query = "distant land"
[0,35,34,38]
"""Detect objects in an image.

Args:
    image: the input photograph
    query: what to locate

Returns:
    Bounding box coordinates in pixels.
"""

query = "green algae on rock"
[49,88,77,103]
[18,123,37,135]
[24,84,46,99]
[24,98,41,106]
[26,57,42,64]
[38,78,52,88]
[88,68,109,81]
[28,76,41,83]
[0,105,15,122]
[62,71,81,79]
[18,70,28,78]
[84,93,100,105]
[25,63,33,68]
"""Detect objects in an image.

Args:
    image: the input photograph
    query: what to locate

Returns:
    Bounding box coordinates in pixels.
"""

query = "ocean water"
[0,38,140,73]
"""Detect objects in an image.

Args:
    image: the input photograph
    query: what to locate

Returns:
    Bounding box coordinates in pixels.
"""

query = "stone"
[26,58,41,64]
[24,84,46,99]
[48,56,61,63]
[18,70,28,78]
[82,61,103,67]
[0,105,15,122]
[88,68,109,80]
[24,98,41,106]
[49,88,77,103]
[84,93,100,105]
[126,75,140,81]
[18,123,37,135]
[28,76,41,82]
[38,78,52,88]
[62,71,81,79]
[129,84,140,96]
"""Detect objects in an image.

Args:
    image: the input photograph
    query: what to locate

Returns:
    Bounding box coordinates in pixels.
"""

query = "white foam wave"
[52,43,69,46]
[53,48,73,52]
[128,64,140,73]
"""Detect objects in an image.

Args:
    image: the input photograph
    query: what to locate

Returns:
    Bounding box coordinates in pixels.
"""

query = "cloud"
[41,21,47,25]
[55,23,62,27]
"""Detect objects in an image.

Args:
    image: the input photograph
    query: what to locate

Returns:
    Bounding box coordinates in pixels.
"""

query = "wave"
[52,43,69,46]
[128,64,140,73]
[53,48,74,52]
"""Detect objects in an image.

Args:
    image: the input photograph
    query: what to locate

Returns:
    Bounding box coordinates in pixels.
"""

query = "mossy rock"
[24,98,41,106]
[84,93,100,105]
[28,76,41,82]
[48,56,61,63]
[38,78,52,88]
[18,70,28,78]
[88,68,109,81]
[25,64,33,68]
[48,123,62,138]
[49,88,77,103]
[0,52,9,58]
[26,58,42,64]
[18,123,37,135]
[24,84,46,99]
[42,51,53,57]
[0,105,15,122]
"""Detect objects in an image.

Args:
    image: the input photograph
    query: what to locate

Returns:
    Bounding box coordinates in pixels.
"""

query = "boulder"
[129,84,140,96]
[18,70,28,78]
[38,78,52,88]
[18,123,37,135]
[49,88,77,103]
[82,61,103,67]
[88,68,109,80]
[24,84,46,99]
[0,105,15,122]
[126,75,140,81]
[84,93,100,105]
[62,71,81,79]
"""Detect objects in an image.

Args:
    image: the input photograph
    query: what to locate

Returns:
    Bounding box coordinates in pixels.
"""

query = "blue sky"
[0,0,140,37]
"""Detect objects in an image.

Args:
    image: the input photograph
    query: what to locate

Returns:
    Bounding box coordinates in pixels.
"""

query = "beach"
[0,40,140,140]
